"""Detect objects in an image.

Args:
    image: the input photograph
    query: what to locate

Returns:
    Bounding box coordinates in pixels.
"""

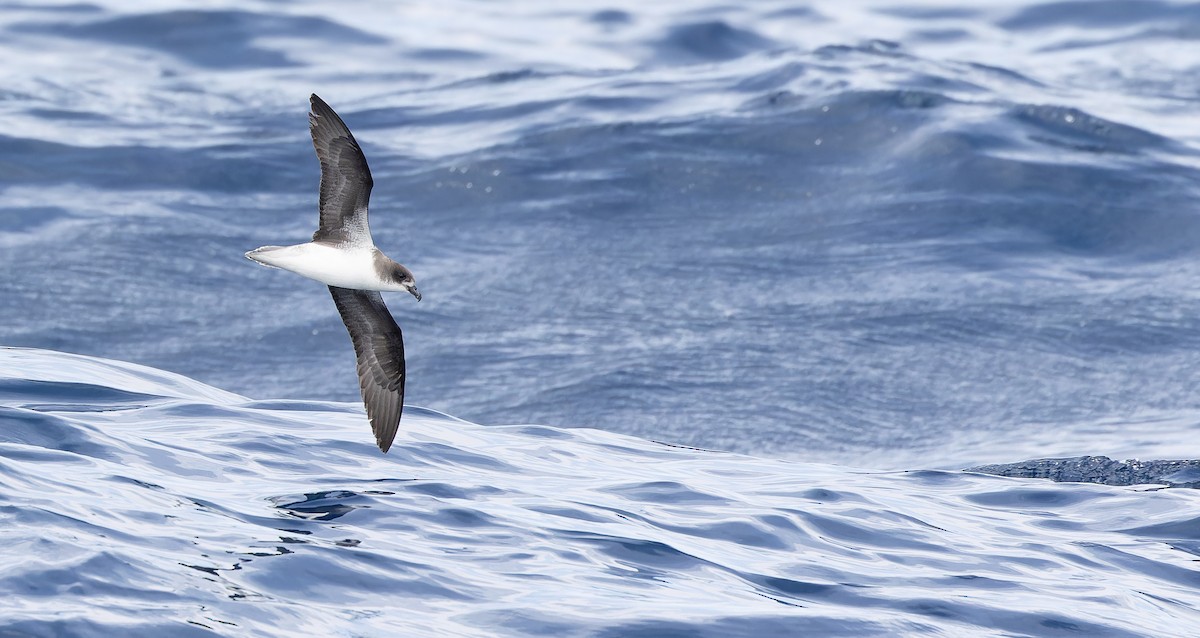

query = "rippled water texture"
[4,0,1200,635]
[2,347,1199,636]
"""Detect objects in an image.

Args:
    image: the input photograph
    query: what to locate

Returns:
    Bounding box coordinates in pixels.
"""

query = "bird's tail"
[245,246,286,269]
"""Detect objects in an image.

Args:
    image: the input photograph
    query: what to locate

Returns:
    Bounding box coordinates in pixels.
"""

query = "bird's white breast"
[247,242,386,290]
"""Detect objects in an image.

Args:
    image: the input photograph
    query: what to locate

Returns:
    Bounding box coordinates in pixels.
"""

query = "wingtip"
[376,414,399,453]
[376,421,397,453]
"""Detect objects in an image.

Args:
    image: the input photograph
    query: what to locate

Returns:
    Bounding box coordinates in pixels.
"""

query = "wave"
[1,346,1197,636]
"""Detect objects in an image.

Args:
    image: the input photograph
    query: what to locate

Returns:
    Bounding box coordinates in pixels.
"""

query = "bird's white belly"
[247,242,383,289]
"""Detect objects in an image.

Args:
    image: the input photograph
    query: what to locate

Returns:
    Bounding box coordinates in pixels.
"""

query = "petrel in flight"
[246,94,420,453]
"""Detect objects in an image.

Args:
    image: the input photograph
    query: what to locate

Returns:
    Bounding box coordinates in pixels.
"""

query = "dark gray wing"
[329,286,405,452]
[310,94,373,244]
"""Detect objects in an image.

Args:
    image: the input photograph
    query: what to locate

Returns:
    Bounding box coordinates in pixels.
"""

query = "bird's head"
[380,259,421,301]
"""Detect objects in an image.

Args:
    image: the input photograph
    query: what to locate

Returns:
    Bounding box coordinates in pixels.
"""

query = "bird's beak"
[409,286,422,302]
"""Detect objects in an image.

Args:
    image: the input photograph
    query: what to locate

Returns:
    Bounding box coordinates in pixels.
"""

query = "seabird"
[246,94,420,453]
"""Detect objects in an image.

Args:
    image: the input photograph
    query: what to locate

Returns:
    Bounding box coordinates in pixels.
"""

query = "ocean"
[2,0,1200,635]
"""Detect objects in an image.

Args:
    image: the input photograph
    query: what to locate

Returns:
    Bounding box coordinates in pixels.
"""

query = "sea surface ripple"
[2,347,1199,636]
[3,0,1200,635]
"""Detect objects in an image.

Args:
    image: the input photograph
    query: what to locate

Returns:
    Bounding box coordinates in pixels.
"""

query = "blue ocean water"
[3,0,1200,635]
[3,347,1200,636]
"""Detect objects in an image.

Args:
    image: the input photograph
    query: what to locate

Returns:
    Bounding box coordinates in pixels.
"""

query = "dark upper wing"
[329,286,405,453]
[310,94,373,244]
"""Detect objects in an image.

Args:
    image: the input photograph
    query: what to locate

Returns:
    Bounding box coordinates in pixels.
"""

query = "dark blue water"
[3,0,1200,635]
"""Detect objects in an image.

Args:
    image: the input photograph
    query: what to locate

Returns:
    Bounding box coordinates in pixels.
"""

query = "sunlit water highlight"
[2,347,1199,636]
